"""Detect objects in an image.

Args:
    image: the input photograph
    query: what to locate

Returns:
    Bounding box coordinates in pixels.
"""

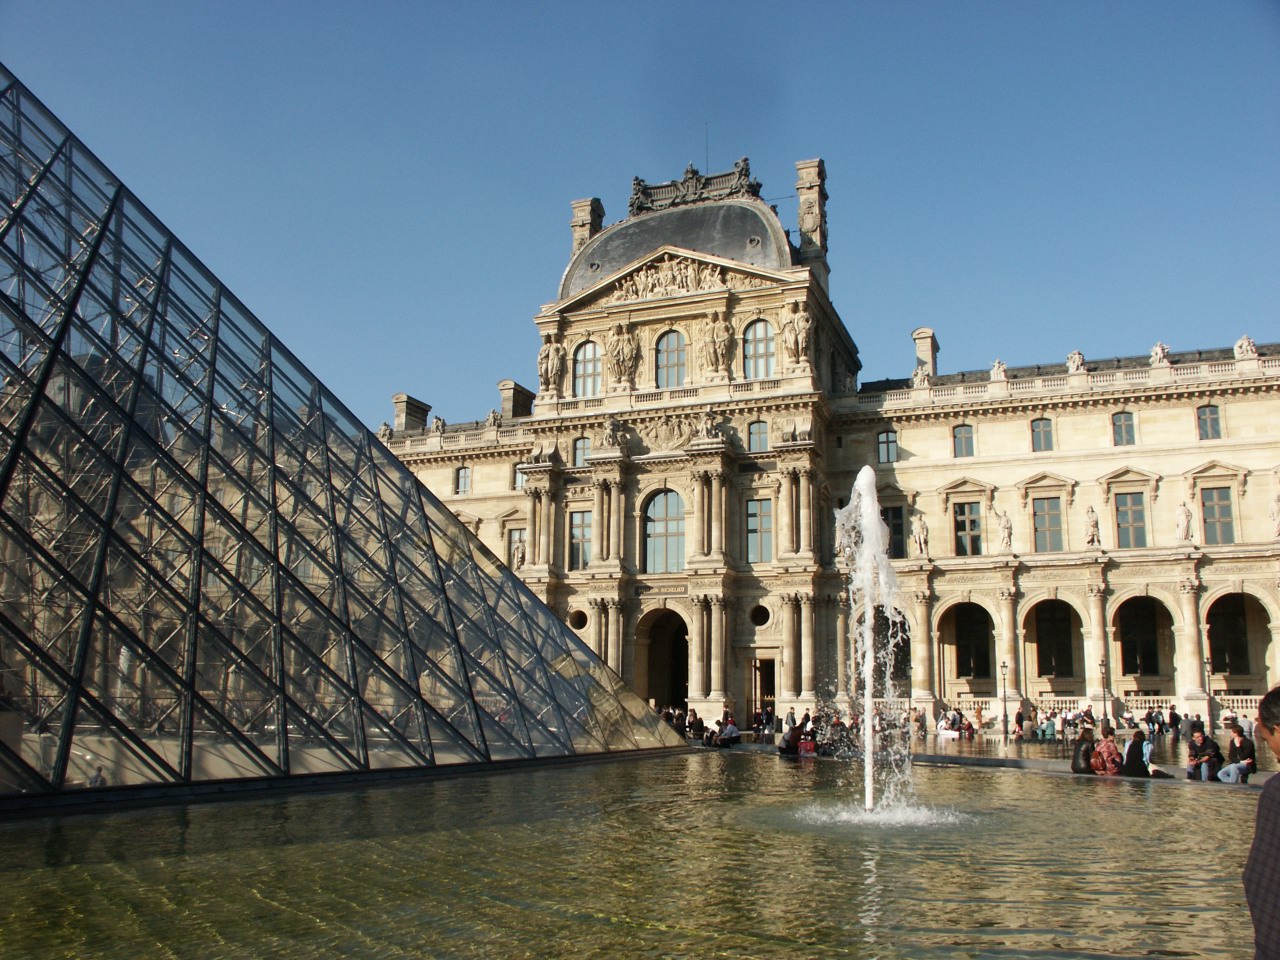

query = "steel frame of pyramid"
[0,64,683,811]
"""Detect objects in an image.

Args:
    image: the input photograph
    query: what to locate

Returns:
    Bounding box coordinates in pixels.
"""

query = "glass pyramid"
[0,64,682,803]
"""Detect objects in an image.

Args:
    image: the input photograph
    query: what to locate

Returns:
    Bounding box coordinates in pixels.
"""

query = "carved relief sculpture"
[1235,334,1258,360]
[1270,493,1280,538]
[1150,341,1170,367]
[912,365,930,388]
[1066,350,1086,374]
[990,359,1007,381]
[998,511,1013,552]
[538,333,567,393]
[703,311,734,375]
[599,416,625,449]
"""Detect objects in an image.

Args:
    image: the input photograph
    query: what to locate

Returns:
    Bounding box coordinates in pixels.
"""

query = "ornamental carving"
[590,255,776,308]
[640,414,695,451]
[627,158,762,216]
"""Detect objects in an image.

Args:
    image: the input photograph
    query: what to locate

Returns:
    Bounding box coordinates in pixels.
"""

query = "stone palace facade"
[383,158,1280,728]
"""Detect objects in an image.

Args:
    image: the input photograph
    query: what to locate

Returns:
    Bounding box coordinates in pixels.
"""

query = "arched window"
[747,420,769,453]
[644,490,685,573]
[953,424,974,458]
[655,330,686,389]
[571,436,591,467]
[1197,404,1221,440]
[742,319,775,380]
[573,341,601,398]
[1031,418,1054,452]
[877,429,898,463]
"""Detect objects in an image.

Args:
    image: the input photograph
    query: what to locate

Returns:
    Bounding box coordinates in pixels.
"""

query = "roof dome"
[560,198,795,300]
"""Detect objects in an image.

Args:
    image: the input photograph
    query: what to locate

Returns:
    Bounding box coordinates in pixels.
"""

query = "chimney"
[912,327,940,378]
[497,379,535,419]
[570,198,604,255]
[392,393,430,432]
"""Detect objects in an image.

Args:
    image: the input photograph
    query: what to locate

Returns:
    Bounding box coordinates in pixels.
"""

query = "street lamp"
[1000,660,1009,745]
[1099,658,1109,727]
[1204,657,1214,734]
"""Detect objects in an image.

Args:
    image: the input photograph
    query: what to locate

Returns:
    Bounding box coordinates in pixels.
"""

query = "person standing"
[1244,686,1280,959]
[1219,725,1257,784]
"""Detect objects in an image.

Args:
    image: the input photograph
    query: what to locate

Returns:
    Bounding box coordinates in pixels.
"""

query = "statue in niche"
[990,359,1007,381]
[1175,501,1193,542]
[1270,493,1280,539]
[538,333,566,392]
[510,538,526,569]
[780,303,801,364]
[912,365,930,388]
[606,323,640,386]
[1150,341,1171,367]
[998,511,1013,552]
[703,311,733,373]
[1085,506,1101,547]
[1066,350,1086,374]
[696,411,720,440]
[376,422,392,443]
[797,304,813,362]
[913,515,929,559]
[1235,334,1258,360]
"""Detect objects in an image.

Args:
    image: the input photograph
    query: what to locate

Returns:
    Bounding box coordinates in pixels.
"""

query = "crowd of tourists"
[1067,715,1259,783]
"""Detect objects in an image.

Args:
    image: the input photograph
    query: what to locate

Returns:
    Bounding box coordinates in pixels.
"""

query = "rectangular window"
[1112,412,1135,446]
[1032,497,1063,552]
[953,501,982,556]
[513,466,525,491]
[877,430,898,463]
[1201,487,1234,545]
[1115,492,1146,549]
[955,605,991,678]
[454,466,471,495]
[1197,405,1221,440]
[745,499,773,563]
[881,505,906,560]
[953,425,974,458]
[1031,418,1054,452]
[568,510,592,570]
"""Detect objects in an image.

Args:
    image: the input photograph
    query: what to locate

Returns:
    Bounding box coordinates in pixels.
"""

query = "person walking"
[1244,686,1280,959]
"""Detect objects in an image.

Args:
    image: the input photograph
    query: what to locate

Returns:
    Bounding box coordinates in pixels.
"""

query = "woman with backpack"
[1092,726,1123,775]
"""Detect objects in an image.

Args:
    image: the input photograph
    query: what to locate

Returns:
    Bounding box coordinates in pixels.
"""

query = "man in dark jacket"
[1185,730,1223,780]
[1244,686,1280,960]
[1218,724,1256,783]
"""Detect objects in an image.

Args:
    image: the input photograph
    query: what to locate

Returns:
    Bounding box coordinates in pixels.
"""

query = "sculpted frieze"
[640,413,696,451]
[578,254,775,309]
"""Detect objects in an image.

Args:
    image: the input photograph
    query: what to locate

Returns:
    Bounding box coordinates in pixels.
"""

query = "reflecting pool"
[3,751,1257,959]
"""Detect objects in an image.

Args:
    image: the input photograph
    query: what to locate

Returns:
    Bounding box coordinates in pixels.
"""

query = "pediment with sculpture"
[559,247,791,313]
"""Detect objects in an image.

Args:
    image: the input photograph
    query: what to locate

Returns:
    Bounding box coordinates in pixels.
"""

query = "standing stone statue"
[1175,501,1193,542]
[990,359,1007,381]
[780,303,801,364]
[537,333,566,393]
[705,311,733,373]
[1234,334,1258,360]
[913,515,929,559]
[1066,350,1086,374]
[998,511,1013,552]
[606,323,640,387]
[1150,342,1171,366]
[1085,506,1101,547]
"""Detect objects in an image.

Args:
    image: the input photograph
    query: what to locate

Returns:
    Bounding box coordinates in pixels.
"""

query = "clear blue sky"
[3,2,1277,429]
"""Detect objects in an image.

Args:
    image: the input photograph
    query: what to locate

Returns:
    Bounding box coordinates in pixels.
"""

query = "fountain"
[834,465,912,811]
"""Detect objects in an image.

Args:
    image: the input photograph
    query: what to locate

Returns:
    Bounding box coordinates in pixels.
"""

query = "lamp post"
[1204,657,1214,734]
[1000,660,1009,745]
[1099,658,1109,727]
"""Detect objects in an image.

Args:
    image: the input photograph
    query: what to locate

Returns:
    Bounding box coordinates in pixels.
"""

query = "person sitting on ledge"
[778,721,805,756]
[1218,724,1256,784]
[1186,729,1224,781]
[1070,727,1096,775]
[687,709,705,741]
[1092,726,1122,775]
[1120,730,1152,777]
[715,717,740,748]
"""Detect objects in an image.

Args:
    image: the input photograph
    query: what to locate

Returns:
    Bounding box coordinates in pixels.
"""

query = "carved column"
[781,594,798,699]
[798,468,813,555]
[709,596,727,699]
[689,595,708,699]
[711,471,725,556]
[610,480,623,566]
[693,471,706,557]
[800,593,816,700]
[998,587,1019,699]
[607,598,624,677]
[1086,584,1107,703]
[539,485,554,569]
[589,598,604,657]
[1176,577,1207,701]
[836,594,851,707]
[911,589,935,703]
[779,470,795,556]
[526,487,541,565]
[592,480,605,564]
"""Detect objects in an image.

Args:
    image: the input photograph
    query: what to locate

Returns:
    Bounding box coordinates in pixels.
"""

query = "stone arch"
[934,599,996,702]
[1109,594,1176,696]
[634,604,689,710]
[1019,597,1086,698]
[1204,590,1274,692]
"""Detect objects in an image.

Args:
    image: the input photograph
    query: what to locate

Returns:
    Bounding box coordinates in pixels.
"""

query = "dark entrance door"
[646,611,689,710]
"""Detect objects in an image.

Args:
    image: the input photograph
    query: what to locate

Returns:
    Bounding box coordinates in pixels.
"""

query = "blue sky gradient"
[2,1,1277,428]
